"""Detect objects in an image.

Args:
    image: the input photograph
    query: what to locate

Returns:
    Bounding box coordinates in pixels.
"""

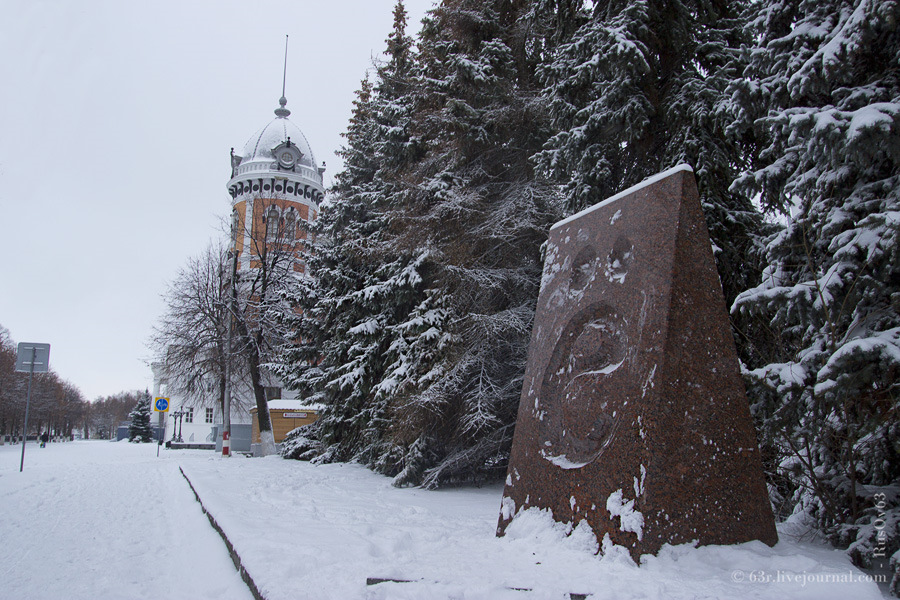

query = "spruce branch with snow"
[730,0,900,587]
[533,0,765,307]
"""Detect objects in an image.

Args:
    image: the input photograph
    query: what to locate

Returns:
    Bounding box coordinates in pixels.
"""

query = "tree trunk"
[259,428,276,456]
[217,373,226,419]
[248,342,275,456]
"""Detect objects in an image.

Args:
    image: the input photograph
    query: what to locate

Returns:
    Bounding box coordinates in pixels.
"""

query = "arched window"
[284,210,296,242]
[266,206,279,241]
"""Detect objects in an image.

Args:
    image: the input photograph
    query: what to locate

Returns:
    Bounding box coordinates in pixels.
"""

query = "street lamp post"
[170,410,185,443]
[223,246,238,457]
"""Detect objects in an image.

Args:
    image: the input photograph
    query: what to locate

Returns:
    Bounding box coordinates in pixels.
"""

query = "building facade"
[151,361,224,446]
[153,94,323,448]
[226,95,324,406]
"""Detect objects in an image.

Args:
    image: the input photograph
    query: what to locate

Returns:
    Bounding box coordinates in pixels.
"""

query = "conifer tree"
[277,0,425,466]
[729,0,900,587]
[280,0,559,488]
[369,0,558,487]
[533,0,763,306]
[128,390,153,443]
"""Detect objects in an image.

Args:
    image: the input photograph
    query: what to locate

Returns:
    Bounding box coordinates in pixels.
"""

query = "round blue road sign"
[154,397,169,412]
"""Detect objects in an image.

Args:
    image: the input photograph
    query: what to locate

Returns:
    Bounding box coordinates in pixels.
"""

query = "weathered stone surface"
[497,166,777,558]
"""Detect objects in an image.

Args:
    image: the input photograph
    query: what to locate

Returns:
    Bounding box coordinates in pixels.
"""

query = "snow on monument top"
[551,164,694,232]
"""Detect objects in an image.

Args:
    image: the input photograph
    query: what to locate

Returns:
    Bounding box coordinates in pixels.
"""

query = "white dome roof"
[240,103,317,169]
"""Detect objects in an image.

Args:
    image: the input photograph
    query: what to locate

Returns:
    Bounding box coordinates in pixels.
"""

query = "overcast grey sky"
[0,0,435,401]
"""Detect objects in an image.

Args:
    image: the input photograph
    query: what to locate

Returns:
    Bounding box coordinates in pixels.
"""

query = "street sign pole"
[16,343,50,473]
[20,347,35,472]
[154,397,170,457]
[157,408,164,457]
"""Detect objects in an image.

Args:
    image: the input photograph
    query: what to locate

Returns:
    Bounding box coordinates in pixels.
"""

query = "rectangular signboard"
[283,412,309,419]
[15,343,51,373]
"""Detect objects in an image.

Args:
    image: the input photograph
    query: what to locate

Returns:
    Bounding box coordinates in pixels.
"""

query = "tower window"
[285,211,296,242]
[266,206,280,241]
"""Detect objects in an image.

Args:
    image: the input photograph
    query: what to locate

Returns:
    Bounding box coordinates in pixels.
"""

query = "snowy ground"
[0,441,888,600]
[0,441,252,600]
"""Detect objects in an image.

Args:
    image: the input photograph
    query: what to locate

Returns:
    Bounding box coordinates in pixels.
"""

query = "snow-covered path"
[181,454,888,600]
[0,440,887,600]
[0,441,253,600]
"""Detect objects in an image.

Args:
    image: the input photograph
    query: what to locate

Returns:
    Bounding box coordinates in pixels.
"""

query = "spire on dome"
[275,96,290,118]
[274,35,291,118]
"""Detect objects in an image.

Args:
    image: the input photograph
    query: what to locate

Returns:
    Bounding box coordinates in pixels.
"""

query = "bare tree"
[151,201,308,456]
[87,392,140,439]
[0,325,88,442]
[150,241,245,417]
[0,326,23,442]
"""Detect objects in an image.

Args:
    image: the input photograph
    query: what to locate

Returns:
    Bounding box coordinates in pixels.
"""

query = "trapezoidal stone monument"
[497,165,777,558]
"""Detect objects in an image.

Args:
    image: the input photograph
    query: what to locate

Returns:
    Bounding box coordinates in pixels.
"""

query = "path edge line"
[179,466,267,600]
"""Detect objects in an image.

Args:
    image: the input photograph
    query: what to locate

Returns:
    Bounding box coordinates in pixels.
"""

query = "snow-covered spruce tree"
[729,0,900,587]
[280,0,559,488]
[533,0,764,307]
[372,0,559,488]
[128,390,153,443]
[276,1,426,467]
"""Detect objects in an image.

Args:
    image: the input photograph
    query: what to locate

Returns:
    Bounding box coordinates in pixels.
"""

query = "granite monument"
[497,165,777,558]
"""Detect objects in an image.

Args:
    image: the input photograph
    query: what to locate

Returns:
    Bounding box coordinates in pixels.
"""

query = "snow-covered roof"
[267,400,323,412]
[239,100,317,169]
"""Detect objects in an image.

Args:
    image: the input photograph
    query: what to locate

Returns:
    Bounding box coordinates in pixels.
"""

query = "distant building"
[226,93,325,409]
[151,361,231,447]
[250,400,321,446]
[153,93,324,450]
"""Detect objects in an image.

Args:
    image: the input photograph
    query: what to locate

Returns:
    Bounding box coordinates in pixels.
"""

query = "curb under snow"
[178,465,592,600]
[179,466,267,600]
